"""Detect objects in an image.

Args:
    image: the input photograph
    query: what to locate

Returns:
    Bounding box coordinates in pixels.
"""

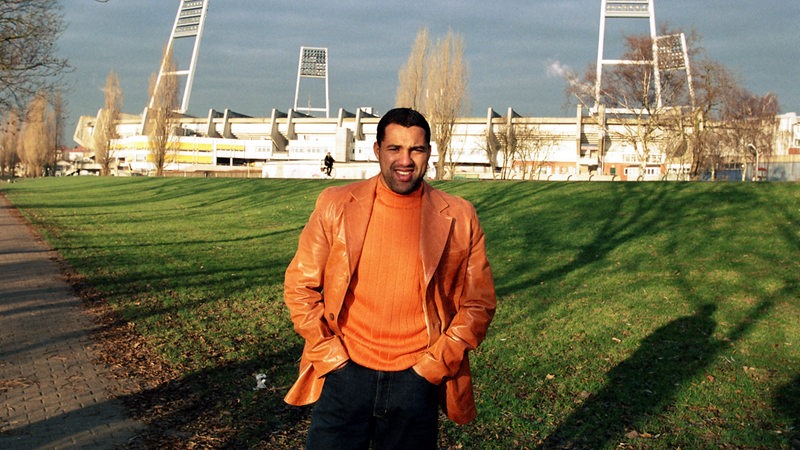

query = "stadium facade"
[72,106,800,182]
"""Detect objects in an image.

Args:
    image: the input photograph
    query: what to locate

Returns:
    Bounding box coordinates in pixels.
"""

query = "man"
[323,151,335,176]
[284,107,496,449]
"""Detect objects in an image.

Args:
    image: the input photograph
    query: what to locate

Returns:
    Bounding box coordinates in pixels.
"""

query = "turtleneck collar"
[376,176,423,208]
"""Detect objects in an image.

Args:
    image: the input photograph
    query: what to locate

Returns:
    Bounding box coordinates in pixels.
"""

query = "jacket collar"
[343,176,452,286]
[420,182,453,286]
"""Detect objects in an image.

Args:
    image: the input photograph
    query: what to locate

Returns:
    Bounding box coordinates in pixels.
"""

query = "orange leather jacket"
[283,176,496,424]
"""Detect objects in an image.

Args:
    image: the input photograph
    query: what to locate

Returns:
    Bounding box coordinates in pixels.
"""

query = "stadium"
[70,0,800,181]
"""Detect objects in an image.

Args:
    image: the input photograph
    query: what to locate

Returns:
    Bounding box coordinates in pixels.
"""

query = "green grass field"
[2,177,798,449]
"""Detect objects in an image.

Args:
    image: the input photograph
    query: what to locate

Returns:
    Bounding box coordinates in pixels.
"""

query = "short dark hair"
[376,108,431,146]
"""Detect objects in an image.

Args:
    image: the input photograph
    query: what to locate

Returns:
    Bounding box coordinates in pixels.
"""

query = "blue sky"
[59,0,798,145]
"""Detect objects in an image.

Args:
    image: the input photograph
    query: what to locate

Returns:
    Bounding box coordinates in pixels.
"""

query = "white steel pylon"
[594,0,660,113]
[293,46,330,118]
[148,0,210,114]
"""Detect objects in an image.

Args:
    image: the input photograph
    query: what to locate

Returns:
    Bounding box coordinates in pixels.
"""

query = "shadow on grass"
[8,179,793,447]
[486,183,684,302]
[540,303,719,449]
[774,374,800,447]
[540,292,784,449]
[120,353,311,449]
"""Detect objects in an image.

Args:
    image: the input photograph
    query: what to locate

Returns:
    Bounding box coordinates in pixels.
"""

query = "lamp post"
[747,144,759,181]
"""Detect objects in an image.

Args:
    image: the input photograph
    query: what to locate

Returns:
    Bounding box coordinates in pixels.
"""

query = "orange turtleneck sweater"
[339,179,428,371]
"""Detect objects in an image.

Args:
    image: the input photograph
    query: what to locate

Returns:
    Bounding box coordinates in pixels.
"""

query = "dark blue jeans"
[306,361,439,450]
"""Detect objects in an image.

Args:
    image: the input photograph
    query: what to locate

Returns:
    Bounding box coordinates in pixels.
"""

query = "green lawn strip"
[2,177,798,448]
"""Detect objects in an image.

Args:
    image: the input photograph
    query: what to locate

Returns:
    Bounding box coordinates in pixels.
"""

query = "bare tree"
[1,109,20,178]
[396,29,469,180]
[93,70,123,176]
[565,26,780,181]
[482,125,501,178]
[565,36,664,179]
[146,47,180,177]
[493,122,557,180]
[720,88,779,181]
[592,32,688,179]
[661,57,736,179]
[659,53,777,181]
[0,0,70,112]
[396,28,428,110]
[492,123,518,180]
[52,90,65,170]
[425,30,469,180]
[19,91,55,177]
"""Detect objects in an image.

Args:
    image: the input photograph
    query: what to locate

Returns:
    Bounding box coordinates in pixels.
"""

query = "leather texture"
[284,176,496,424]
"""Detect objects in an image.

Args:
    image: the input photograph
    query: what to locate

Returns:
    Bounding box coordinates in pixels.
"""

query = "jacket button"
[328,313,335,321]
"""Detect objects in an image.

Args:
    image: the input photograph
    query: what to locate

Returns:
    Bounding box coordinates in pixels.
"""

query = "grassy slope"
[2,177,798,449]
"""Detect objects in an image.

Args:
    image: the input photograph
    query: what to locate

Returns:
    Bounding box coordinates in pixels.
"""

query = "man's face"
[373,124,431,195]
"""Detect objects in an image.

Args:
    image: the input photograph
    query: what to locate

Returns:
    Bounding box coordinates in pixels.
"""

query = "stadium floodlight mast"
[593,0,695,114]
[293,46,330,118]
[655,33,696,108]
[148,0,210,115]
[594,0,659,114]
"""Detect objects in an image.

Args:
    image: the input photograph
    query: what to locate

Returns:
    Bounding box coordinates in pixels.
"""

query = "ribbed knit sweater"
[339,179,428,371]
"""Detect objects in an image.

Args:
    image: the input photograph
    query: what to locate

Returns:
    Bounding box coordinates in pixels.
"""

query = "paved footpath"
[0,194,144,449]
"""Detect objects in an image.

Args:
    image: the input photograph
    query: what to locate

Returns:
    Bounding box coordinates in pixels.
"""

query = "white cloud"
[546,60,573,79]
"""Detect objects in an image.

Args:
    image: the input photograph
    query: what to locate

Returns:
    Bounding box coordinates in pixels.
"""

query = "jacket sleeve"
[414,205,496,385]
[284,190,349,376]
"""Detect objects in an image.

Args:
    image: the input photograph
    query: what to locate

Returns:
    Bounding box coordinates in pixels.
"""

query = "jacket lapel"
[420,183,453,287]
[343,177,377,275]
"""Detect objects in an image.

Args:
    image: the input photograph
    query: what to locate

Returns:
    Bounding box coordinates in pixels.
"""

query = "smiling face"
[373,124,431,195]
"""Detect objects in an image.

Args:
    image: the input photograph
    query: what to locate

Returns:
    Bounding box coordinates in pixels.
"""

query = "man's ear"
[373,141,380,159]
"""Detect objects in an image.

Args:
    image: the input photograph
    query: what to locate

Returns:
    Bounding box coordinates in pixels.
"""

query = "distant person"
[283,107,497,449]
[323,151,335,176]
